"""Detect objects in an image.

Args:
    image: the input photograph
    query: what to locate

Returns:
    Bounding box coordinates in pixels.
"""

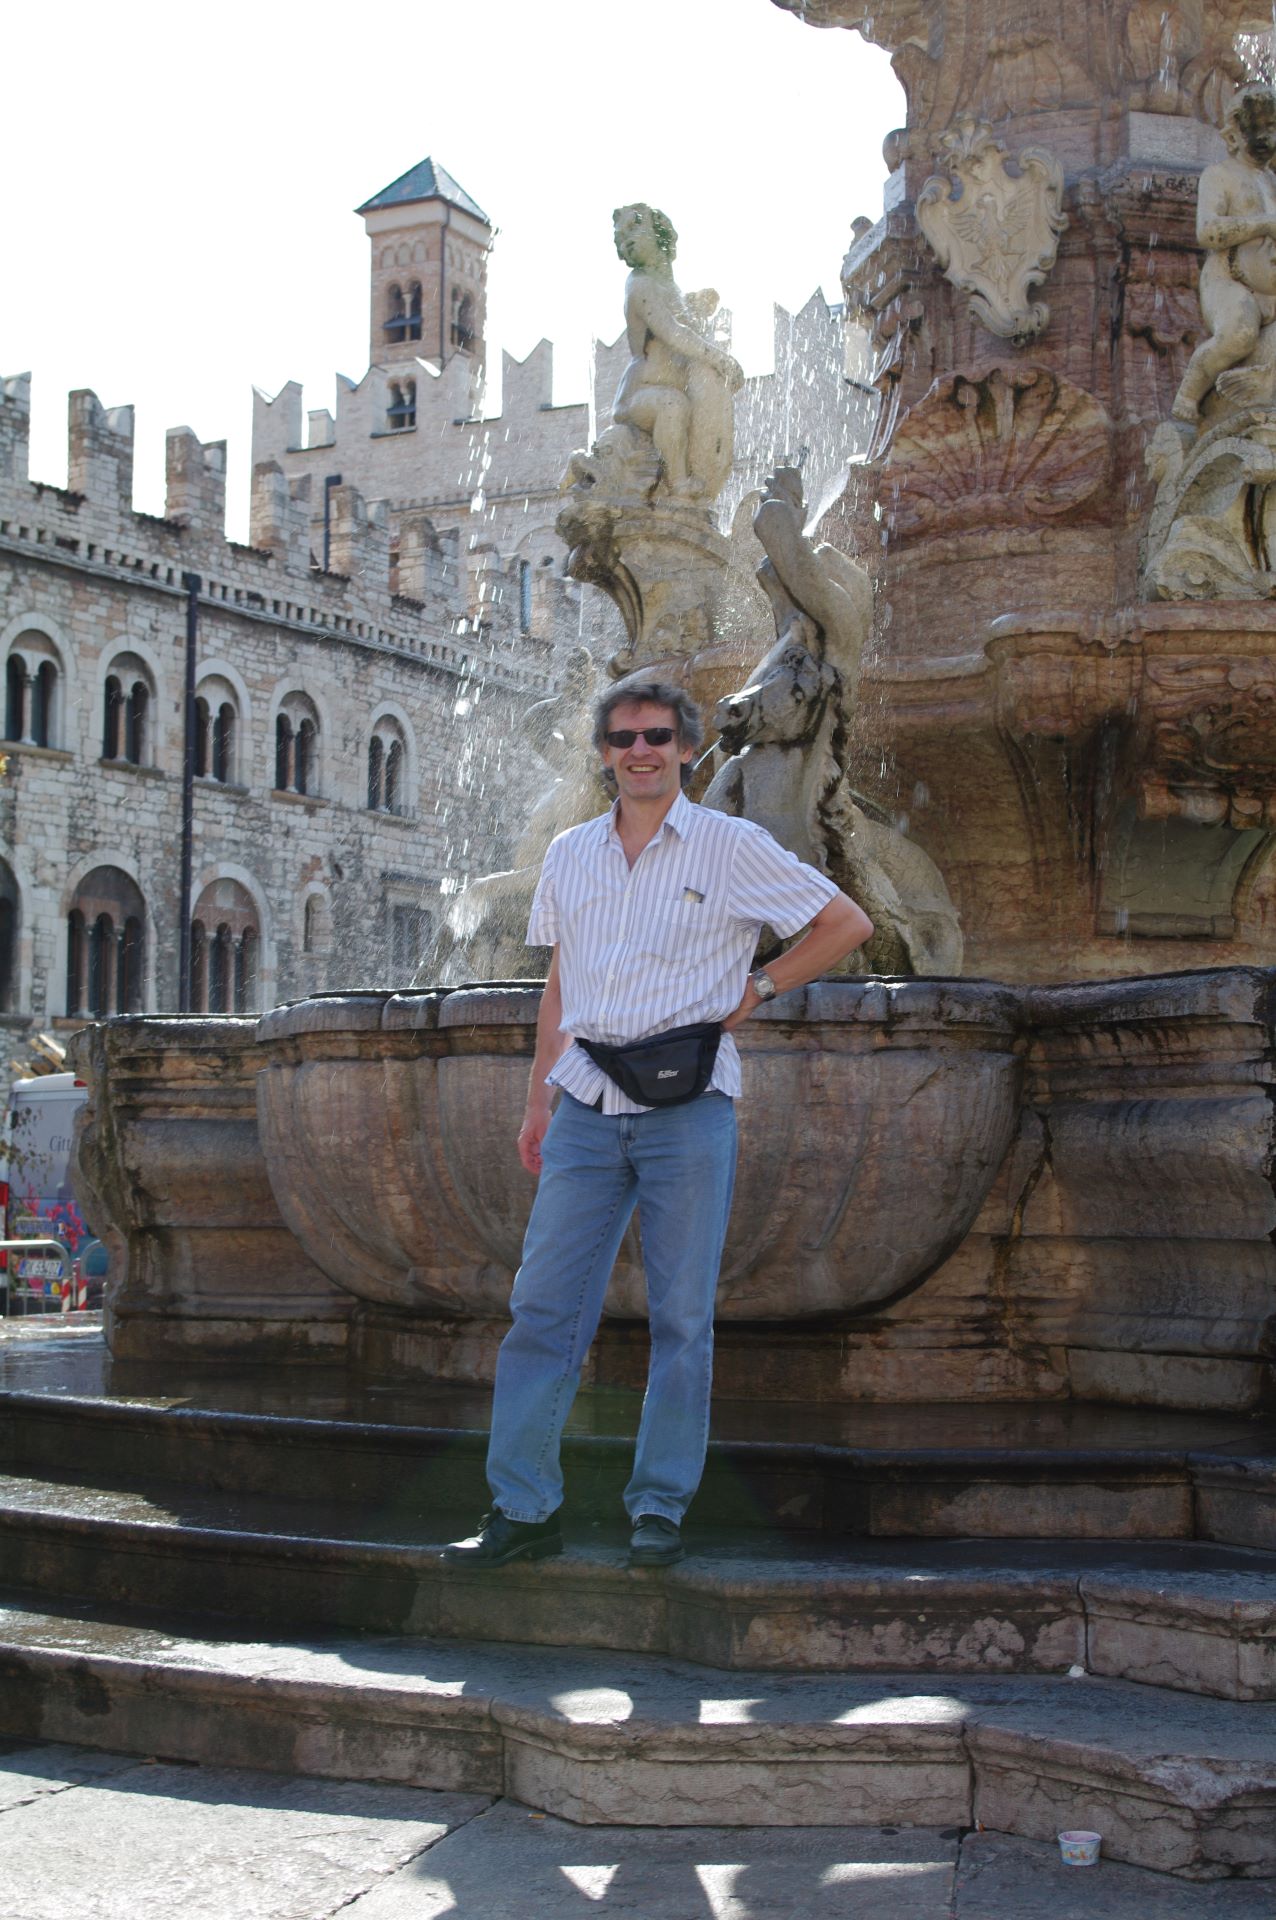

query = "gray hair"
[592,674,705,754]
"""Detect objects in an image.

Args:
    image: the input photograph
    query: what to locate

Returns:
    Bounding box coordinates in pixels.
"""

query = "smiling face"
[601,699,694,810]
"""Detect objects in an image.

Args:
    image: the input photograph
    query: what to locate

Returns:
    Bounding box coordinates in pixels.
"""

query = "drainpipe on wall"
[177,572,200,1012]
[322,474,343,574]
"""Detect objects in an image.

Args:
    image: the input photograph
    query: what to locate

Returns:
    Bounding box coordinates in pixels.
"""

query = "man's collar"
[604,789,693,845]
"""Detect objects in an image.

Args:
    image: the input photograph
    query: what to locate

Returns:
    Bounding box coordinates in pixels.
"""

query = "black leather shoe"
[628,1514,685,1567]
[441,1510,563,1568]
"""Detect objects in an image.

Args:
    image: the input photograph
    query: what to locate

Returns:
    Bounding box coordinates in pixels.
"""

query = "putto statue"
[705,470,963,975]
[1145,85,1276,599]
[1171,84,1276,426]
[566,205,743,504]
[558,206,744,679]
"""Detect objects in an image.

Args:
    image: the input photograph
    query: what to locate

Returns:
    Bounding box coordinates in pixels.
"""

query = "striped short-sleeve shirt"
[527,790,838,1114]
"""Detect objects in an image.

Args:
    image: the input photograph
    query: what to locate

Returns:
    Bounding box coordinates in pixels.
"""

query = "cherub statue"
[1172,84,1276,425]
[565,205,744,506]
[610,203,743,499]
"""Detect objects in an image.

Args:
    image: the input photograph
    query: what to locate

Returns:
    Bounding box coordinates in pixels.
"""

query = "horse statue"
[704,469,963,976]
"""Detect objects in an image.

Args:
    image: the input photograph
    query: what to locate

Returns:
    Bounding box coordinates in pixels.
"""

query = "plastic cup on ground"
[1058,1830,1101,1867]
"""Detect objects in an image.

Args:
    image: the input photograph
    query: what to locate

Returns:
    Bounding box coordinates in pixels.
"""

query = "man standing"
[445,674,872,1570]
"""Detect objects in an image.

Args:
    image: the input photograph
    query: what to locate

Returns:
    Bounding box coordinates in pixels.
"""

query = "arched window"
[234,928,257,1012]
[88,912,114,1018]
[367,717,410,816]
[189,919,207,1012]
[30,662,54,748]
[189,879,261,1015]
[66,867,145,1018]
[120,915,143,1015]
[194,696,210,777]
[384,739,403,813]
[391,903,433,978]
[209,923,232,1014]
[407,280,423,342]
[0,860,18,1012]
[103,676,123,758]
[4,657,23,743]
[102,652,155,766]
[4,631,63,748]
[451,290,475,351]
[195,674,241,784]
[384,283,407,340]
[212,704,234,783]
[275,713,293,791]
[387,380,416,430]
[303,893,332,956]
[274,693,320,798]
[65,911,84,1018]
[296,717,315,795]
[125,681,148,764]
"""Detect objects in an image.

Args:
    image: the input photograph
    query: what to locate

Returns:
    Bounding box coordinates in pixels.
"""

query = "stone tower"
[357,158,491,379]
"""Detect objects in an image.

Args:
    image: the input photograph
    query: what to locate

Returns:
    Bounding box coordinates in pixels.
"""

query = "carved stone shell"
[881,365,1113,539]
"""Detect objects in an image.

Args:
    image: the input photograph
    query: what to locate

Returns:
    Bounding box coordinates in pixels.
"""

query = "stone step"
[2,1470,1274,1700]
[7,1383,1275,1542]
[0,1592,1273,1881]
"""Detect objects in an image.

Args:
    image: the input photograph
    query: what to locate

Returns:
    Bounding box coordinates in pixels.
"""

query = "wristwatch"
[751,968,779,1002]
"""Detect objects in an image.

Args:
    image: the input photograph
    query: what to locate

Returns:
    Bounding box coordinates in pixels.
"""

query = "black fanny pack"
[577,1022,723,1108]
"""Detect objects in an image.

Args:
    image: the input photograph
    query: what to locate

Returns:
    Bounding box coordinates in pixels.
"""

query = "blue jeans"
[486,1091,738,1525]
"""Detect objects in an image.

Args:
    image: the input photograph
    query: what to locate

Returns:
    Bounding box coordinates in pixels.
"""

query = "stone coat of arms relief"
[917,116,1068,344]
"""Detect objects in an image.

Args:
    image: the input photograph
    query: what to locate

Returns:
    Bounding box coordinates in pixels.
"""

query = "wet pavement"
[4,1327,1275,1456]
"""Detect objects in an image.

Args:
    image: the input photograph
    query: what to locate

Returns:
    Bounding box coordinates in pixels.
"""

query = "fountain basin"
[254,978,1025,1321]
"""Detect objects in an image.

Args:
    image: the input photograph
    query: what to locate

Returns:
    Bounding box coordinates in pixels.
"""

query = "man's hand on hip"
[722,976,763,1033]
[518,1094,555,1176]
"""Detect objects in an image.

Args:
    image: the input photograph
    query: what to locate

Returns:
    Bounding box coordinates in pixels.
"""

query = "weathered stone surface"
[68,1019,349,1365]
[0,1750,486,1920]
[255,978,1024,1324]
[1196,1456,1276,1552]
[74,964,1276,1413]
[344,1801,960,1919]
[0,1741,136,1809]
[953,1829,1276,1915]
[1082,1560,1276,1702]
[968,1677,1276,1878]
[503,1743,970,1830]
[4,1460,1275,1696]
[4,1604,1276,1871]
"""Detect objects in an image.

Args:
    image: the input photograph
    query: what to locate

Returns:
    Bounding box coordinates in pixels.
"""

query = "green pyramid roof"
[356,158,490,224]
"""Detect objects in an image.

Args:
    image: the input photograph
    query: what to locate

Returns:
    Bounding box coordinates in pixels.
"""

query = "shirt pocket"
[639,898,720,965]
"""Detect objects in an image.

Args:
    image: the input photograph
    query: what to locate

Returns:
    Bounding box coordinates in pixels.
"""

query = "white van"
[1,1072,90,1309]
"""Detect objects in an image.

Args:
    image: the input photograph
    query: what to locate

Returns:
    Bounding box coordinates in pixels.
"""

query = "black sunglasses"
[604,727,677,748]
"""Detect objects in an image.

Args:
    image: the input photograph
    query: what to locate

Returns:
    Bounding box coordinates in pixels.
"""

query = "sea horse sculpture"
[705,468,963,975]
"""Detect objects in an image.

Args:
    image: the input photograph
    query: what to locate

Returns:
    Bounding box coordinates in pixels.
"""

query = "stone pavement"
[1,1743,1271,1919]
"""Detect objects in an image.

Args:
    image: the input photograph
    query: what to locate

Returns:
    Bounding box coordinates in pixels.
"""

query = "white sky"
[2,0,901,541]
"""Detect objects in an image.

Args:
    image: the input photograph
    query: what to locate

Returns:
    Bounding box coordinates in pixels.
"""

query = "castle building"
[0,375,542,1080]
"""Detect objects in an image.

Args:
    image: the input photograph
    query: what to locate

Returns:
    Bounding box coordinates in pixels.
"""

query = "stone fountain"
[68,27,1276,1423]
[16,3,1276,1880]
